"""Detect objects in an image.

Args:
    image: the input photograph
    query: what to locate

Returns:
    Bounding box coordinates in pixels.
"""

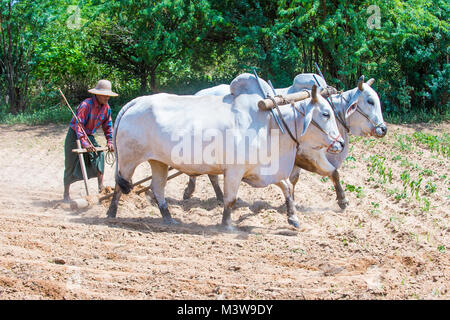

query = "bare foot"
[63,193,71,203]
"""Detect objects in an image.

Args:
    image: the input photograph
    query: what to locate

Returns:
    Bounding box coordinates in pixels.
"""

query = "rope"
[339,90,384,129]
[105,149,115,166]
[267,96,299,147]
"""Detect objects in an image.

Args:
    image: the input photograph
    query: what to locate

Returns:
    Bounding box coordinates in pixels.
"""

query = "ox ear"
[345,101,358,118]
[366,78,375,86]
[301,104,314,136]
[358,75,364,91]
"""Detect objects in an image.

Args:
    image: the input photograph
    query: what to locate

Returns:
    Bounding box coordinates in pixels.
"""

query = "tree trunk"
[314,42,319,70]
[149,68,157,93]
[140,71,148,94]
[301,42,307,73]
[7,74,17,114]
[318,41,337,80]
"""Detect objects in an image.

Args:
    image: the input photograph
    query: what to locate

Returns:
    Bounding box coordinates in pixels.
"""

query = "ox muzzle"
[373,123,387,138]
[326,134,345,154]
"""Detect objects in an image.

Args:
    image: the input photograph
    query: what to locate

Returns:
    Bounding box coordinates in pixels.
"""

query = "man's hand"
[86,145,96,153]
[107,143,114,152]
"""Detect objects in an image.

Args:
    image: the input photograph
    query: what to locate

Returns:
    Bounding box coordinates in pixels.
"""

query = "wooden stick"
[72,146,109,154]
[130,167,175,188]
[76,139,90,196]
[58,88,96,150]
[98,167,176,202]
[135,171,184,195]
[257,87,336,111]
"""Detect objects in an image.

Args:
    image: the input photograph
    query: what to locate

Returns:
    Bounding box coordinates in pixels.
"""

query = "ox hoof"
[162,216,179,225]
[338,199,349,210]
[288,215,300,229]
[183,190,193,200]
[106,207,117,218]
[216,194,224,203]
[220,217,235,231]
[220,223,236,232]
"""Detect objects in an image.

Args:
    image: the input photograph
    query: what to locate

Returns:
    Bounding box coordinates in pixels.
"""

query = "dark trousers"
[63,127,105,185]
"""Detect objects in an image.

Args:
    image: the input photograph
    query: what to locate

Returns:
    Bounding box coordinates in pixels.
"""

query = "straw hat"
[88,79,118,97]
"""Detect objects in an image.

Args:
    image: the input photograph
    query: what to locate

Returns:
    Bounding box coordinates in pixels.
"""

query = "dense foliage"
[0,0,448,123]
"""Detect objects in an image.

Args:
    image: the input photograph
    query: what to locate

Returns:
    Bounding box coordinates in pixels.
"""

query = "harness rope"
[328,90,350,133]
[339,90,385,133]
[268,96,299,147]
[267,90,342,151]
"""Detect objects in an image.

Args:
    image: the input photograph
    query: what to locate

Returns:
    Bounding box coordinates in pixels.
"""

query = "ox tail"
[117,173,132,195]
[113,98,138,194]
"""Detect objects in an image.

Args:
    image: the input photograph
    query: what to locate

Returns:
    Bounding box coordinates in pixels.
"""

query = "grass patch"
[0,104,72,125]
[385,107,450,124]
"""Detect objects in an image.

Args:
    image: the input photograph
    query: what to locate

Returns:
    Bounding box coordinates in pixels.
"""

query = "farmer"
[63,79,118,201]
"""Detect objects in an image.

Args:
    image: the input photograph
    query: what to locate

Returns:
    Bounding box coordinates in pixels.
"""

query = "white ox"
[184,73,387,211]
[106,73,345,229]
[286,74,387,209]
[276,73,328,95]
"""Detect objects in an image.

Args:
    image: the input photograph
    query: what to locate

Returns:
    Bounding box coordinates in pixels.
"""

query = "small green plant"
[394,133,414,152]
[437,245,445,253]
[363,138,378,148]
[409,176,423,201]
[349,136,363,143]
[400,170,410,190]
[421,197,431,212]
[412,132,450,158]
[320,177,329,183]
[395,192,407,201]
[421,169,434,176]
[341,238,349,246]
[399,170,424,201]
[370,202,381,214]
[368,155,393,184]
[386,188,398,197]
[425,181,437,194]
[345,183,365,198]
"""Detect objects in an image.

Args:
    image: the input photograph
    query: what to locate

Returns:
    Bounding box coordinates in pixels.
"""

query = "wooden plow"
[69,166,183,210]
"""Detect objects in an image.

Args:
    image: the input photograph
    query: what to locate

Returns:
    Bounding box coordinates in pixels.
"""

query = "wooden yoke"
[257,87,337,111]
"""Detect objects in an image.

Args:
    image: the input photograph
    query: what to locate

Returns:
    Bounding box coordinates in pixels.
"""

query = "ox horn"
[311,84,318,102]
[366,78,375,86]
[358,75,365,91]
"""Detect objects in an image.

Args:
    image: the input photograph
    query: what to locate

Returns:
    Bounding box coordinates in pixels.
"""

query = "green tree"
[370,0,449,116]
[89,0,213,93]
[0,0,61,113]
[32,1,108,105]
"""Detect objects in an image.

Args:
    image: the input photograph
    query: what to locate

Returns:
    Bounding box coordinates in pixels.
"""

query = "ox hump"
[292,73,327,91]
[230,73,272,98]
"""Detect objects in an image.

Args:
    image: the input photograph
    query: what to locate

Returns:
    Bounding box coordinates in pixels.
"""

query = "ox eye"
[367,98,374,105]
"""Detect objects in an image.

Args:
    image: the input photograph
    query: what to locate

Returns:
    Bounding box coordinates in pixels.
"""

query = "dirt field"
[0,122,448,300]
